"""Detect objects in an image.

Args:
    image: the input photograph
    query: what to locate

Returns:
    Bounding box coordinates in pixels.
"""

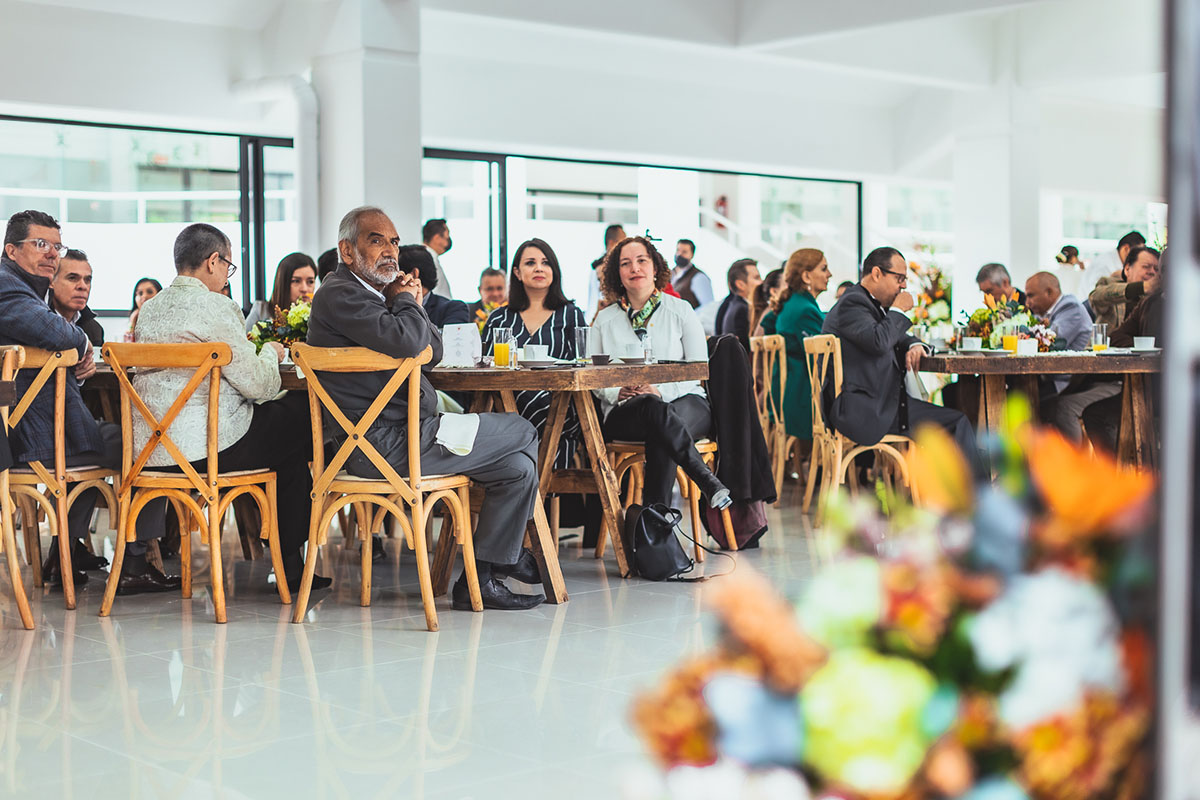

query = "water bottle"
[636,328,654,364]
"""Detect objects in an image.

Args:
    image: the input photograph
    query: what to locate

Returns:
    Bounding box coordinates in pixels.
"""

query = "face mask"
[674,254,689,268]
[443,236,453,254]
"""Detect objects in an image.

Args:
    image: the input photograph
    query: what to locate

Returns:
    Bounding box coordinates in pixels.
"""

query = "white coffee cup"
[524,344,550,361]
[1016,338,1038,356]
[961,337,983,351]
[1132,336,1156,350]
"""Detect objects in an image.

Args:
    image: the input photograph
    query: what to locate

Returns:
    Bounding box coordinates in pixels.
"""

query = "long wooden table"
[284,361,709,579]
[919,351,1160,467]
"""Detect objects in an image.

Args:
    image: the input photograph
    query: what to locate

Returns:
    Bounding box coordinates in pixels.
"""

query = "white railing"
[0,187,296,225]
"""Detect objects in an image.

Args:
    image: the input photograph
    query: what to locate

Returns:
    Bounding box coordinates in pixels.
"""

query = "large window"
[0,116,295,339]
[423,151,863,312]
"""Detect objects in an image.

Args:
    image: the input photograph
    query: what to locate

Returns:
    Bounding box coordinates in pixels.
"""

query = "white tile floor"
[0,486,820,799]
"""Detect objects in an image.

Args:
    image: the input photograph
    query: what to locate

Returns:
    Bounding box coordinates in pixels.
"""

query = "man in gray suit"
[1025,272,1092,351]
[307,206,543,610]
[822,246,984,478]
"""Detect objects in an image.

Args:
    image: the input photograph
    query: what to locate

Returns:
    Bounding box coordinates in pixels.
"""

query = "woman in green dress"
[774,248,832,443]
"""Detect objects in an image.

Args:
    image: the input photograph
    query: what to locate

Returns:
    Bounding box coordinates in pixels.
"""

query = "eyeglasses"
[218,254,239,279]
[16,238,67,256]
[883,269,908,284]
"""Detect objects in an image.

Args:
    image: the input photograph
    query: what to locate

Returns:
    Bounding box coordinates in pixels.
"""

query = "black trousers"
[66,421,165,549]
[168,392,314,565]
[603,393,718,508]
[891,397,987,480]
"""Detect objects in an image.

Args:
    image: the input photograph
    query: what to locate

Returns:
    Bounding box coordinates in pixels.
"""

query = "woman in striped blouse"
[483,238,586,469]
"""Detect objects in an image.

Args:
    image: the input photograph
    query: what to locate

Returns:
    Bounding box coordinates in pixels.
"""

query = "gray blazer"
[820,283,922,446]
[1047,293,1092,351]
[307,265,444,454]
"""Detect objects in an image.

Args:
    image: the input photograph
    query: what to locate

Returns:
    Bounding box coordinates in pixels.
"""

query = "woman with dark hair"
[123,277,162,341]
[482,238,586,468]
[774,248,831,444]
[750,267,784,336]
[592,236,731,511]
[245,252,317,331]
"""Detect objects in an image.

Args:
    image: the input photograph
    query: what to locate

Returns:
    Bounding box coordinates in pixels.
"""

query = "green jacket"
[1088,273,1147,331]
[775,291,825,440]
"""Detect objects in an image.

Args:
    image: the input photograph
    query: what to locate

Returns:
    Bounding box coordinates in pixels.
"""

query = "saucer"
[619,357,648,364]
[519,359,559,368]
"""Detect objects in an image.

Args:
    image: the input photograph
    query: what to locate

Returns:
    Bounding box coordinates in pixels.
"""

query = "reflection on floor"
[0,490,818,799]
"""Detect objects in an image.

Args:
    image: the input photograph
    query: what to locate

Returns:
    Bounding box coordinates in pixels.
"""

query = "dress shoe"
[115,558,181,595]
[41,541,89,587]
[360,534,386,564]
[71,539,109,571]
[287,572,332,593]
[695,474,733,510]
[492,548,542,585]
[452,575,544,611]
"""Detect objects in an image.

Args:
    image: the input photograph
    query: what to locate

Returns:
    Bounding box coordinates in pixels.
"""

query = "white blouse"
[591,292,708,419]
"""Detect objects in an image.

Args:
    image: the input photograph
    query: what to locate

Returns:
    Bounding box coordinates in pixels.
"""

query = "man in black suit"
[976,262,1027,306]
[397,245,470,328]
[822,246,984,477]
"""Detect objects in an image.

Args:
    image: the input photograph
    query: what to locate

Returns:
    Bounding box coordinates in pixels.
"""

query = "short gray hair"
[337,205,386,246]
[975,262,1010,286]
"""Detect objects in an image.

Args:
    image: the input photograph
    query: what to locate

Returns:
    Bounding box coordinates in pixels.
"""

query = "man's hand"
[76,342,96,381]
[892,291,915,312]
[385,271,422,302]
[618,384,660,401]
[905,343,925,373]
[1144,274,1161,294]
[265,341,286,363]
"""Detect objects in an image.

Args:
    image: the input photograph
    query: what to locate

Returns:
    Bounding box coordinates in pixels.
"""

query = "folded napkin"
[435,412,480,456]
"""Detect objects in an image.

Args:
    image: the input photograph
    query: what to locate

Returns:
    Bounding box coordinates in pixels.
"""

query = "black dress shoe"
[71,540,109,571]
[363,534,386,564]
[287,572,332,593]
[41,541,89,587]
[452,575,544,611]
[492,549,542,585]
[116,562,181,595]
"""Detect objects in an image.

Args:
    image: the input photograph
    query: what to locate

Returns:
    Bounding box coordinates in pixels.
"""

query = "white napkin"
[435,412,480,456]
[441,323,482,367]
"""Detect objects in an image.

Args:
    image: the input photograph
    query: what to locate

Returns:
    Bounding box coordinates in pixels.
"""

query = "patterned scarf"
[622,289,662,331]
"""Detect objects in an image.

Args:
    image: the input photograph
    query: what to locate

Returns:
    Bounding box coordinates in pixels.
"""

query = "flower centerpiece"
[248,298,311,354]
[966,292,1060,352]
[631,396,1155,800]
[474,300,506,332]
[910,258,952,327]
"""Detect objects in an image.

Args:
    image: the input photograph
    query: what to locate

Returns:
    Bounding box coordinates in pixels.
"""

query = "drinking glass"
[574,326,591,363]
[952,324,968,352]
[493,328,514,368]
[1091,323,1109,352]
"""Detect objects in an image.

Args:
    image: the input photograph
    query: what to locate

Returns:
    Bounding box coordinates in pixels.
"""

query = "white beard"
[354,250,400,286]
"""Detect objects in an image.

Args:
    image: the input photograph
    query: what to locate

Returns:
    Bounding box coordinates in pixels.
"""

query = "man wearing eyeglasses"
[822,246,985,478]
[0,209,176,592]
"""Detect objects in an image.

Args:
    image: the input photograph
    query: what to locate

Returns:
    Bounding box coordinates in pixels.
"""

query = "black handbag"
[627,503,693,581]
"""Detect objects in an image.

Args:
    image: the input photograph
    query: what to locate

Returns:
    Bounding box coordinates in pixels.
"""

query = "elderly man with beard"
[307,206,544,610]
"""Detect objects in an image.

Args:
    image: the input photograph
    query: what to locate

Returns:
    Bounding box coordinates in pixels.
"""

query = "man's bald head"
[1024,271,1061,316]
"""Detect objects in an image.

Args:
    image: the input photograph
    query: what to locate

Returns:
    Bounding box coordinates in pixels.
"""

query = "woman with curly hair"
[774,248,831,443]
[592,236,731,511]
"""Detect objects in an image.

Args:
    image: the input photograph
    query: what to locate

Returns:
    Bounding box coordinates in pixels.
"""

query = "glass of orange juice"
[493,328,514,368]
[1091,323,1108,352]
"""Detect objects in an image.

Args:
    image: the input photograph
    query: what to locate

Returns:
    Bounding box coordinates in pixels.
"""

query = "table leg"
[979,375,1006,433]
[537,393,569,496]
[1015,376,1039,418]
[1117,374,1155,468]
[497,390,567,603]
[572,391,633,578]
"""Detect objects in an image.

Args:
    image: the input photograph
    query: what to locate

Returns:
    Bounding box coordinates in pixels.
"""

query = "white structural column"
[311,0,422,248]
[950,19,1041,319]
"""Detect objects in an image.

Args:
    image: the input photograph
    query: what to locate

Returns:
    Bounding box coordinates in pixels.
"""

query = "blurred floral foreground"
[629,397,1156,800]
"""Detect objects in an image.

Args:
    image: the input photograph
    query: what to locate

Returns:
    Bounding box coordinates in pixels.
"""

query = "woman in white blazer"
[592,237,731,511]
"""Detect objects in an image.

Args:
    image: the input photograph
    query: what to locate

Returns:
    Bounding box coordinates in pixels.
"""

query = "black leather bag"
[626,503,694,581]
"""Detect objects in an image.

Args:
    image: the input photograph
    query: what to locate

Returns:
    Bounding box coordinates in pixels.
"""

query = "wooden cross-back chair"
[289,343,480,631]
[750,335,791,499]
[803,335,917,522]
[98,342,290,623]
[4,346,118,610]
[0,345,33,629]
